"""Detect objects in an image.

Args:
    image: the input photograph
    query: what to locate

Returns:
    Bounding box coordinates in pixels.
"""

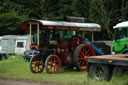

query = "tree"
[46,0,73,20]
[0,0,48,35]
[59,0,73,19]
[45,0,61,20]
[14,0,47,19]
[121,0,128,21]
[72,0,89,18]
[0,0,127,40]
[0,0,30,35]
[0,10,29,35]
[89,0,121,39]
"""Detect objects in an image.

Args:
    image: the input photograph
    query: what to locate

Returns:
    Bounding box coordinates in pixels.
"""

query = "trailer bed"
[88,54,128,61]
[88,54,128,66]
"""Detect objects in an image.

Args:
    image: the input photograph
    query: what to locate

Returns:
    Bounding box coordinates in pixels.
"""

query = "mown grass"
[0,55,128,85]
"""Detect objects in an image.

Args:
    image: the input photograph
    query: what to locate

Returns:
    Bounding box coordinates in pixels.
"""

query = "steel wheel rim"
[47,56,61,74]
[78,45,95,71]
[31,56,44,73]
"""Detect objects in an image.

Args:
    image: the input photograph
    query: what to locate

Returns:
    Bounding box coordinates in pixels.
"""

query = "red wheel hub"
[35,62,39,66]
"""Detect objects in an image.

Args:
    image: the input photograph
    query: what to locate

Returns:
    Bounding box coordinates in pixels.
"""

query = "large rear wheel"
[45,55,61,74]
[30,55,44,73]
[73,44,95,71]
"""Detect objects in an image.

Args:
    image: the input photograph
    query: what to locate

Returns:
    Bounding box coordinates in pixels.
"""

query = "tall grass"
[0,55,128,85]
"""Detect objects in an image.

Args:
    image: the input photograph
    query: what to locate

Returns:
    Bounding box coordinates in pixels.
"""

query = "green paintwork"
[112,27,128,54]
[112,38,128,53]
[63,31,74,40]
[115,27,128,29]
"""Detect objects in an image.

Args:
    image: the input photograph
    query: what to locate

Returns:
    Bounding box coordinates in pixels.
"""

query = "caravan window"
[17,42,24,48]
[15,40,26,54]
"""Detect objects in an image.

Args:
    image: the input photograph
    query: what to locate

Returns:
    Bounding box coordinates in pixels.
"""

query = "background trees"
[0,0,127,40]
[89,0,122,40]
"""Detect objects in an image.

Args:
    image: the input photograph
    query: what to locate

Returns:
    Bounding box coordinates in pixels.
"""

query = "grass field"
[0,55,128,85]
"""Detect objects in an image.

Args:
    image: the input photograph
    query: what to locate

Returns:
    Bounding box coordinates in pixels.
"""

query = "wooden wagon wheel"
[45,55,61,74]
[30,55,44,73]
[73,44,95,71]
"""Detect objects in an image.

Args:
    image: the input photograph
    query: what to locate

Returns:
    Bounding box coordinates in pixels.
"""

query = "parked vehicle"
[112,21,128,54]
[87,54,128,81]
[22,50,36,60]
[21,20,109,74]
[0,51,8,60]
[88,21,128,80]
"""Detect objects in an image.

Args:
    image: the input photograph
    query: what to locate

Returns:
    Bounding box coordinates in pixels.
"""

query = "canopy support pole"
[91,32,94,42]
[29,23,32,45]
[37,24,40,45]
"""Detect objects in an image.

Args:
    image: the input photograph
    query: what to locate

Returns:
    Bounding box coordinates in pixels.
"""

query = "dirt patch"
[0,78,58,85]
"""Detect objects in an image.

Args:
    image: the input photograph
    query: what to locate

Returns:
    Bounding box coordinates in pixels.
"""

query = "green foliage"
[72,0,89,18]
[59,0,73,19]
[0,55,128,85]
[0,0,128,40]
[89,0,122,39]
[0,10,29,35]
[45,0,61,20]
[46,0,73,20]
[121,0,128,21]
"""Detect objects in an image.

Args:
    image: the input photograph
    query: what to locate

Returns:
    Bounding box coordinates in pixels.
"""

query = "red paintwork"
[60,53,72,63]
[31,55,44,73]
[46,55,61,74]
[22,24,80,31]
[70,36,82,52]
[42,26,79,31]
[32,62,44,73]
[30,45,48,50]
[21,20,80,31]
[55,41,72,64]
[60,41,69,49]
[55,39,84,64]
[78,45,95,71]
[21,20,101,31]
[21,20,41,30]
[22,20,98,73]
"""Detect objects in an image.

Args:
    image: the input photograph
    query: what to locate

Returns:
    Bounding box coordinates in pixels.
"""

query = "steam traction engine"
[21,20,101,74]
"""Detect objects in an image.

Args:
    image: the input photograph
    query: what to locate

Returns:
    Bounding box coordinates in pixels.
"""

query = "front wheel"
[0,54,7,60]
[88,64,111,81]
[45,55,61,74]
[30,55,44,73]
[2,54,8,59]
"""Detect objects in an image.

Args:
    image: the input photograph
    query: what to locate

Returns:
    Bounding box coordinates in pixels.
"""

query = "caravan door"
[15,40,26,54]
